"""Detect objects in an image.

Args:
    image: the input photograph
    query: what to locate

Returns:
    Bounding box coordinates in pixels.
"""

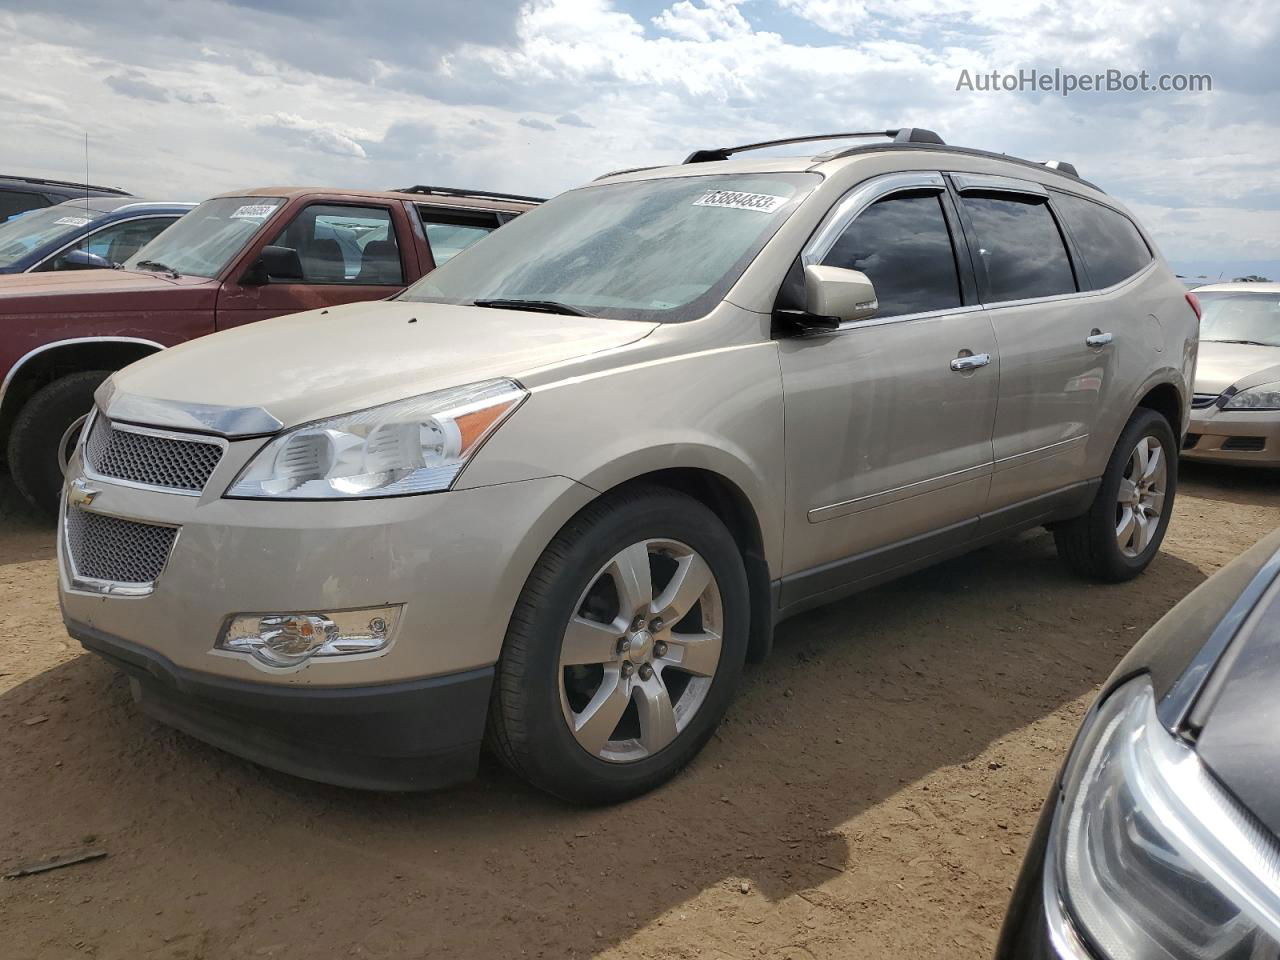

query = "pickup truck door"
[215,199,415,330]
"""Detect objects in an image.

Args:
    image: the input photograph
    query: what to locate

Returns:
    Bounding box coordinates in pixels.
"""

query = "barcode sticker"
[54,216,92,227]
[693,190,787,213]
[230,204,279,220]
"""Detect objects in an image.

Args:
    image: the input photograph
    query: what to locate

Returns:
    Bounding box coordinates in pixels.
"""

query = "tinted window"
[1052,193,1151,289]
[960,193,1076,301]
[269,204,403,285]
[0,191,50,222]
[821,193,962,318]
[416,207,502,267]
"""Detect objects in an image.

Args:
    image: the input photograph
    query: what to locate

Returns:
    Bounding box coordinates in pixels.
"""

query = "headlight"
[1223,382,1280,411]
[226,379,526,499]
[1050,676,1280,959]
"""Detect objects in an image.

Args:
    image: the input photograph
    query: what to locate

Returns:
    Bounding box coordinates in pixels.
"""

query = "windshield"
[1199,292,1280,348]
[124,196,284,279]
[400,172,820,322]
[0,204,101,267]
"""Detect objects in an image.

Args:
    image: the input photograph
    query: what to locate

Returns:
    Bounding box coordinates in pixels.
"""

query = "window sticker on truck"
[230,204,280,220]
[54,216,92,227]
[692,190,787,213]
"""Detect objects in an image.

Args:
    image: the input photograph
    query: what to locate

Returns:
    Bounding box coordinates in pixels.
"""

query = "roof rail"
[391,185,546,205]
[1040,160,1080,178]
[683,128,944,164]
[0,174,131,195]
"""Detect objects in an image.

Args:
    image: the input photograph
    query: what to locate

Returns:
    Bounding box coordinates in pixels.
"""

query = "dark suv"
[0,184,540,512]
[0,174,132,223]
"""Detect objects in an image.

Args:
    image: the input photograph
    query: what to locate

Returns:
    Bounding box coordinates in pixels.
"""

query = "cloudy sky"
[1,0,1275,279]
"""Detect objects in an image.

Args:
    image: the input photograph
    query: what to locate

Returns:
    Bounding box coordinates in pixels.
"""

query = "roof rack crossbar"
[391,185,545,204]
[683,128,944,164]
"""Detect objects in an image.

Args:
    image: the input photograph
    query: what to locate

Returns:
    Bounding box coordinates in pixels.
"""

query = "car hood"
[108,299,658,429]
[0,267,212,308]
[1190,528,1280,840]
[1193,341,1280,395]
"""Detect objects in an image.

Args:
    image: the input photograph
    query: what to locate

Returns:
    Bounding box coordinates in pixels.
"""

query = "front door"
[778,175,999,609]
[216,201,410,329]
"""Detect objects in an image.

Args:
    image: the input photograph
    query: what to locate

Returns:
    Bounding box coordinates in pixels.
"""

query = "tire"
[487,485,750,804]
[1054,408,1178,582]
[7,371,109,515]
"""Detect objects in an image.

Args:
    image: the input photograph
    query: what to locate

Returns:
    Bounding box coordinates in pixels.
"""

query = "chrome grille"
[85,416,223,493]
[65,507,177,585]
[1191,393,1220,409]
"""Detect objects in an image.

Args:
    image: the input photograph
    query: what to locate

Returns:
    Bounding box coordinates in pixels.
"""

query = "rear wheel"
[1054,408,1177,581]
[7,371,109,514]
[487,486,750,804]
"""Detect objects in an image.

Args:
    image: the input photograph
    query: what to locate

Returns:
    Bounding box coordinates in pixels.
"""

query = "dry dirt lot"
[2,463,1278,960]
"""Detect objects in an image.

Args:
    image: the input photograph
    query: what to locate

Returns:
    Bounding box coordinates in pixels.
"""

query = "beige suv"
[59,129,1198,802]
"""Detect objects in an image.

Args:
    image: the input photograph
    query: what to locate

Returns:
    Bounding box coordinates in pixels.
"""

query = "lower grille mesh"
[65,507,177,584]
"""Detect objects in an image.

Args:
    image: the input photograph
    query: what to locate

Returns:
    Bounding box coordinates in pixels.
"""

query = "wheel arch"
[1134,380,1185,439]
[593,465,777,664]
[0,337,164,448]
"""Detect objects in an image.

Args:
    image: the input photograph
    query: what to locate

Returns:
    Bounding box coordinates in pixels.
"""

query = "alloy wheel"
[1116,435,1167,558]
[558,538,723,763]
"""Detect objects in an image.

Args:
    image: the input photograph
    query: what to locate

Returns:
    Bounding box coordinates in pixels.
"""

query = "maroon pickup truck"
[0,184,540,511]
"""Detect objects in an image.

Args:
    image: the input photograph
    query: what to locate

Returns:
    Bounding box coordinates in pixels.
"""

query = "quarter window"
[417,206,502,267]
[959,193,1076,302]
[821,192,962,318]
[1052,193,1152,289]
[268,204,403,285]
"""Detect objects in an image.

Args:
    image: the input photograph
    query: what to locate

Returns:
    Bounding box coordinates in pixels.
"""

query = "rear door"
[215,200,411,329]
[949,175,1109,517]
[776,172,999,607]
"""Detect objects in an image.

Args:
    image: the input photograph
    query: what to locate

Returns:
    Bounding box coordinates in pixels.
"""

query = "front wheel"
[6,371,109,514]
[1054,408,1178,582]
[487,486,750,804]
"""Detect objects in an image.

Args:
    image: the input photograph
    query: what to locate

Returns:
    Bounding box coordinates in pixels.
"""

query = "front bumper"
[1183,405,1280,467]
[71,619,492,790]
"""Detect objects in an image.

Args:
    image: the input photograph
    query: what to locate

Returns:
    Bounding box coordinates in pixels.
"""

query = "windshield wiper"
[473,298,593,317]
[134,259,181,278]
[1203,339,1271,346]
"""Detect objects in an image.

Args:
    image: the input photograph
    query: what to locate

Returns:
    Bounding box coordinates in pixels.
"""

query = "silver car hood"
[104,300,658,433]
[1193,341,1280,395]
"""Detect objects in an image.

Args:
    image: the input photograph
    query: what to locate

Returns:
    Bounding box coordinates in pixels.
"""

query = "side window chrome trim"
[951,173,1048,197]
[795,302,987,338]
[980,258,1160,311]
[802,171,945,266]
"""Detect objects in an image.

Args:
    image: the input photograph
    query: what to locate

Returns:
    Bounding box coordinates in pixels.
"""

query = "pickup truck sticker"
[693,190,787,213]
[230,204,280,220]
[53,216,92,227]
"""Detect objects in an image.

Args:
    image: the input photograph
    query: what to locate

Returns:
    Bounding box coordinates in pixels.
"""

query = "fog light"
[217,606,401,668]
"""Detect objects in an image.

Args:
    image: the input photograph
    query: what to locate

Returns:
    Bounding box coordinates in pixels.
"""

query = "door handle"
[950,352,991,372]
[1086,330,1114,348]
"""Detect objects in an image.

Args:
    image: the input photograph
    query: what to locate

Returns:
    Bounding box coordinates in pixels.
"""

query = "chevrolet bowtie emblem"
[67,479,100,507]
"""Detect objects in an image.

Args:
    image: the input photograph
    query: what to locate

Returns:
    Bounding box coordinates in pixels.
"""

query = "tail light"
[1186,292,1202,320]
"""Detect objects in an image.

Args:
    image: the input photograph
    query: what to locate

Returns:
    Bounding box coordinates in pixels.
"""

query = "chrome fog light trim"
[216,605,402,669]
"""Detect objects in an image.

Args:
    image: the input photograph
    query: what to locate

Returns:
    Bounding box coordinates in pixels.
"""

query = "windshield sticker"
[53,216,92,227]
[230,203,279,220]
[693,190,788,213]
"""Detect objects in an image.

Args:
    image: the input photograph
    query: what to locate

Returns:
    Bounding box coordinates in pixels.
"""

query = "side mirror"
[804,264,878,324]
[242,244,303,285]
[57,249,114,271]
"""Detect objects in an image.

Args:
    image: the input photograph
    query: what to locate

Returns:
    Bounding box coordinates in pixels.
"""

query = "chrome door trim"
[0,336,166,416]
[950,353,992,372]
[28,214,183,272]
[81,417,230,497]
[808,461,993,524]
[802,171,946,267]
[794,302,987,337]
[992,434,1087,472]
[951,173,1048,197]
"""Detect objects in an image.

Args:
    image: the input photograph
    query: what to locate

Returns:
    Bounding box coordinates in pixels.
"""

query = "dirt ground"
[1,463,1277,960]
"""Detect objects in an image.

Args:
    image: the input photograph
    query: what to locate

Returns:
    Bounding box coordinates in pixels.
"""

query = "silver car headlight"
[226,378,526,499]
[1223,382,1280,411]
[1050,675,1280,959]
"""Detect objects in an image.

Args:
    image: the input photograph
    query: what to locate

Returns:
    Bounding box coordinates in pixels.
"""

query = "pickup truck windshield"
[400,172,820,322]
[124,197,284,279]
[1199,292,1280,348]
[0,205,101,267]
